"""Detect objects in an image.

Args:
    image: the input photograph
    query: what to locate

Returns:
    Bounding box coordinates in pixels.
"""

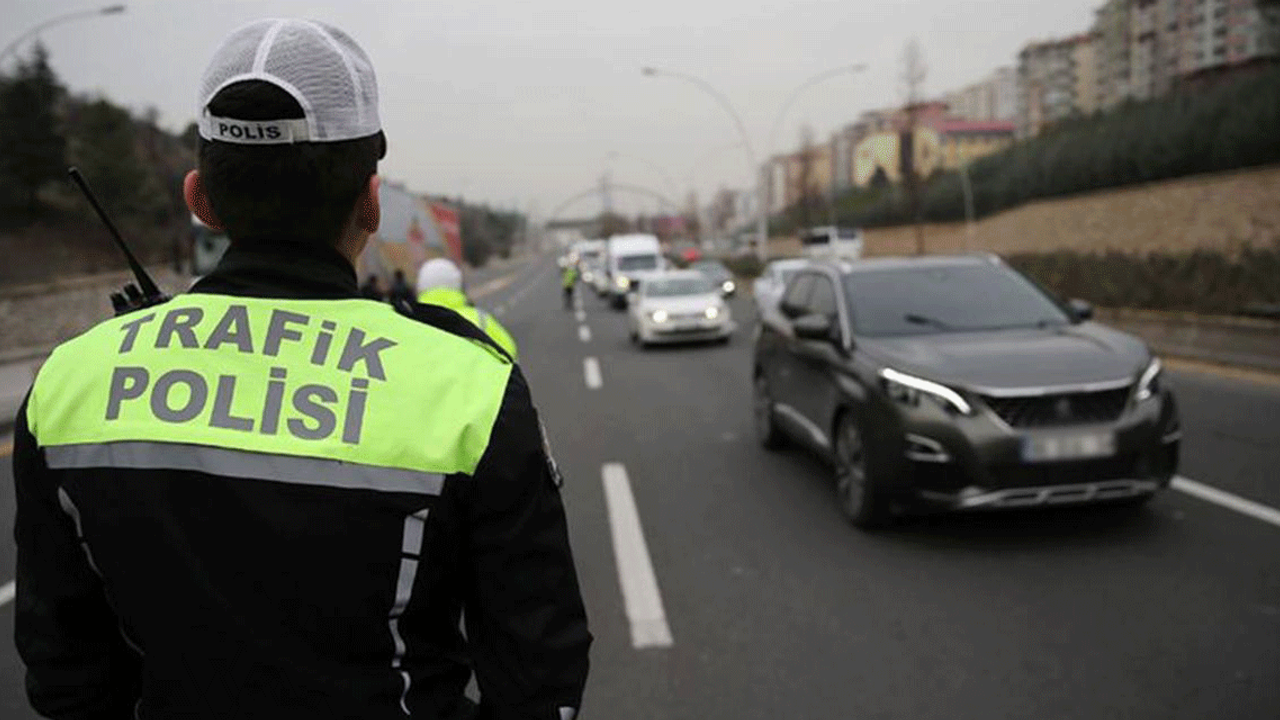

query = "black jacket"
[13,240,591,719]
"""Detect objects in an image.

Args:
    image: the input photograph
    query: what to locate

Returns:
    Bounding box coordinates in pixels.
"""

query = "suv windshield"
[842,264,1071,336]
[618,254,659,271]
[645,277,715,297]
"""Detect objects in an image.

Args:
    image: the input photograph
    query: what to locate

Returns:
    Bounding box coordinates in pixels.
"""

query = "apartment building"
[1016,34,1097,137]
[946,67,1018,122]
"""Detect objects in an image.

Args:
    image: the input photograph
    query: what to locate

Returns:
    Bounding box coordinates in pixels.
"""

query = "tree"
[793,125,819,230]
[64,98,153,217]
[0,43,67,218]
[900,38,928,254]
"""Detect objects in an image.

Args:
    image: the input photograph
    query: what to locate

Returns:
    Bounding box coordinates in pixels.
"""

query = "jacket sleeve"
[462,367,591,720]
[12,395,142,720]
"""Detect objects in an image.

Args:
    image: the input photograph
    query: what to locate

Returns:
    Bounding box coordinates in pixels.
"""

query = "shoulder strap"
[393,298,513,364]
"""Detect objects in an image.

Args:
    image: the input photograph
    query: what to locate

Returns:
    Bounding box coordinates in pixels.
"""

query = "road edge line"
[1171,476,1280,529]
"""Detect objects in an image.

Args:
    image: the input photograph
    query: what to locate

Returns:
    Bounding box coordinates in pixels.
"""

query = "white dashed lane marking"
[579,325,591,343]
[601,463,673,649]
[583,357,602,389]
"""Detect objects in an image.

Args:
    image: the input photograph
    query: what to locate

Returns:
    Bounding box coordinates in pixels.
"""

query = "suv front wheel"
[834,411,891,529]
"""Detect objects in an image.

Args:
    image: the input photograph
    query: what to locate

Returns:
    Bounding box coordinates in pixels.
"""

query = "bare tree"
[794,125,818,231]
[901,38,927,255]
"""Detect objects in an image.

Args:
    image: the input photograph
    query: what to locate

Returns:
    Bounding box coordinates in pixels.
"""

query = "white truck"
[605,233,665,309]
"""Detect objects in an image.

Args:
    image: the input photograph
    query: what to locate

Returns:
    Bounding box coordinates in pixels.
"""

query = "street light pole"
[0,5,127,67]
[763,63,867,243]
[642,66,766,261]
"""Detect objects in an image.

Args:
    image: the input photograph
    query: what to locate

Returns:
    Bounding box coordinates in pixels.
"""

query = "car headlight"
[722,280,736,294]
[705,306,720,320]
[879,368,973,415]
[1136,358,1162,402]
[615,276,631,290]
[650,309,669,323]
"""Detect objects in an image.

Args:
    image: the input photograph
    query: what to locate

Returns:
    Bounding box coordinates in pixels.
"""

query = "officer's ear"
[183,170,224,231]
[356,174,381,234]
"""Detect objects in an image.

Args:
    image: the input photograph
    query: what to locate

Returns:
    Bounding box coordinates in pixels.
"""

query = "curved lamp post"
[642,66,765,260]
[0,5,126,66]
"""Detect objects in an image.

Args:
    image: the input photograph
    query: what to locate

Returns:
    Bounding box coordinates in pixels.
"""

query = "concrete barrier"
[1096,307,1280,373]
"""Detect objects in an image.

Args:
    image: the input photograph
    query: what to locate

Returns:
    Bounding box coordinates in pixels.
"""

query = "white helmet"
[416,258,462,292]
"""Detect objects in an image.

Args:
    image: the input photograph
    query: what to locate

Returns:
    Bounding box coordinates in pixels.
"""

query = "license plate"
[1022,431,1116,462]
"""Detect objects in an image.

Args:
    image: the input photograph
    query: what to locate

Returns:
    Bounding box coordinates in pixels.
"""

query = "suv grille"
[981,386,1131,428]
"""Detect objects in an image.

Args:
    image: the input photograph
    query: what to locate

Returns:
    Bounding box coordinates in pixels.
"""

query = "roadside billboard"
[357,181,463,284]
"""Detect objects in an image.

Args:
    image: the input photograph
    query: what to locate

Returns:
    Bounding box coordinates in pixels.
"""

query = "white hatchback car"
[628,271,734,347]
[752,258,810,315]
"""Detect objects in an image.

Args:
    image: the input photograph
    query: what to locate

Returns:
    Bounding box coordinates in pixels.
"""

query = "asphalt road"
[1,253,1277,719]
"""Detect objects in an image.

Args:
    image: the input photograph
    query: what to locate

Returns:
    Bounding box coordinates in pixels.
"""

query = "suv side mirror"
[1068,298,1094,321]
[793,313,835,342]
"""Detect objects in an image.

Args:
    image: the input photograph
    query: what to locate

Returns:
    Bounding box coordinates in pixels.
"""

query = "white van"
[799,226,864,260]
[605,233,664,309]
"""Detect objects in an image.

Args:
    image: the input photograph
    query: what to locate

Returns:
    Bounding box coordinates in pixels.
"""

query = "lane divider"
[601,463,673,649]
[583,357,602,389]
[579,326,591,343]
[1173,475,1280,529]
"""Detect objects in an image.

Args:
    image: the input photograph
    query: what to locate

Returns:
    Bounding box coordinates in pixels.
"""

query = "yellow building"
[853,120,1014,187]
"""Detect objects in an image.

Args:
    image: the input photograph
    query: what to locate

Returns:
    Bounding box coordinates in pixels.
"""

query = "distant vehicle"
[576,238,606,288]
[628,270,734,347]
[689,259,737,296]
[799,226,863,260]
[752,254,1180,529]
[752,258,810,314]
[605,233,665,309]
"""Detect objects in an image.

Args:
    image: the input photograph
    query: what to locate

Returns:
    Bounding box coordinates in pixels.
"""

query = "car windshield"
[618,254,659,271]
[691,262,729,277]
[645,277,715,297]
[842,264,1071,336]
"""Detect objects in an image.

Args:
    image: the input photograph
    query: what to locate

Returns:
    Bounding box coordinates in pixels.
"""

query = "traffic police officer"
[415,258,519,361]
[13,18,590,720]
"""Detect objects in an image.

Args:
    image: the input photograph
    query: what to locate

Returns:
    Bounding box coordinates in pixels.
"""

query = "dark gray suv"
[752,254,1180,529]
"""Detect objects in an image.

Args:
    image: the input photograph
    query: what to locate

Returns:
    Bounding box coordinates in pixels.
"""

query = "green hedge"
[839,63,1280,228]
[1007,246,1280,316]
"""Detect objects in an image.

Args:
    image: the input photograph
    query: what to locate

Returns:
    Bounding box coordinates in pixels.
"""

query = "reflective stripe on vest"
[28,295,512,478]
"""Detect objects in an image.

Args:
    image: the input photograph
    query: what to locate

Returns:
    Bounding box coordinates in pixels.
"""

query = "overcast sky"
[7,0,1098,218]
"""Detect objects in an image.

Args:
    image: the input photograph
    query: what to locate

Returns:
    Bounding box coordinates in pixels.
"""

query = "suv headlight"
[705,306,720,320]
[615,276,631,290]
[722,280,736,294]
[650,309,669,323]
[1136,358,1162,402]
[879,368,973,415]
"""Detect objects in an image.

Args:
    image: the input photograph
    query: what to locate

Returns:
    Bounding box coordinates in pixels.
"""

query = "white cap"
[197,18,381,145]
[417,258,463,293]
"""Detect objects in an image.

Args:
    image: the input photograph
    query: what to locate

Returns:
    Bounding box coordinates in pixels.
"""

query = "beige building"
[945,67,1018,122]
[1096,0,1279,109]
[1017,33,1098,137]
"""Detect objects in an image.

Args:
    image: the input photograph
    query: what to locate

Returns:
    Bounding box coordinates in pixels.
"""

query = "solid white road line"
[578,325,591,343]
[601,463,673,649]
[1172,476,1280,529]
[0,580,14,607]
[583,357,602,389]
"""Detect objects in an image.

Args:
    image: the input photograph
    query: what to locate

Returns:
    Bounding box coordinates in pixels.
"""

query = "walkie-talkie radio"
[67,167,170,316]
